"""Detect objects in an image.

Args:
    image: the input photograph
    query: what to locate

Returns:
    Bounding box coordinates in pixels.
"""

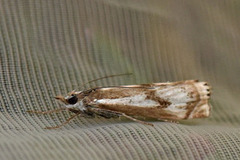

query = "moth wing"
[90,80,211,120]
[119,80,211,119]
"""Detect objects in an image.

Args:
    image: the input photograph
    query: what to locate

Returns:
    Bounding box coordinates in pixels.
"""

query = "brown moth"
[28,79,211,129]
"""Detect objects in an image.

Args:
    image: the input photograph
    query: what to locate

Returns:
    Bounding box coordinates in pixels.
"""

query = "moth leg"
[68,108,82,114]
[26,108,67,114]
[89,108,154,126]
[45,112,82,129]
[121,113,154,126]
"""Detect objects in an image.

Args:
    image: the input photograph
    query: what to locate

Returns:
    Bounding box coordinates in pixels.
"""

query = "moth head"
[55,94,79,105]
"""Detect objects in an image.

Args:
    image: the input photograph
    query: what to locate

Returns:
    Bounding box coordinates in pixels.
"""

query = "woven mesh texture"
[1,0,240,159]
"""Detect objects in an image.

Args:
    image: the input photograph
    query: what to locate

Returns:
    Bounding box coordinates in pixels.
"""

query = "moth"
[27,75,211,129]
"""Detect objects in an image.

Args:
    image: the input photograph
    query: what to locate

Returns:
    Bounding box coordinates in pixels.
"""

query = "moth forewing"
[85,80,211,120]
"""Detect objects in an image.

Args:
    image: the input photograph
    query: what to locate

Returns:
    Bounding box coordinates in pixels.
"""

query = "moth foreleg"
[26,108,67,114]
[45,112,82,129]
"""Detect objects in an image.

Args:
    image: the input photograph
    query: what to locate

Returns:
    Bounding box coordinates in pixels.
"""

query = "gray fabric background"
[1,0,240,159]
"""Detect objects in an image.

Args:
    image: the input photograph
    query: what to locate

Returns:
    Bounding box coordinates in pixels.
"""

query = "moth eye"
[67,95,78,104]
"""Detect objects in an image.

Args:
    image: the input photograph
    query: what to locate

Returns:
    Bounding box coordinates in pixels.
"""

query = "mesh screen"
[1,0,240,159]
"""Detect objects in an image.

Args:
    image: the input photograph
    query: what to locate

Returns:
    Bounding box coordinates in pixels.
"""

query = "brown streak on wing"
[184,84,201,119]
[87,87,148,100]
[96,104,181,120]
[145,90,171,108]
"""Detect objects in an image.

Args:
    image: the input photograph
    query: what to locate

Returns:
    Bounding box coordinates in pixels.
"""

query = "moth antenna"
[77,73,133,90]
[68,90,76,96]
